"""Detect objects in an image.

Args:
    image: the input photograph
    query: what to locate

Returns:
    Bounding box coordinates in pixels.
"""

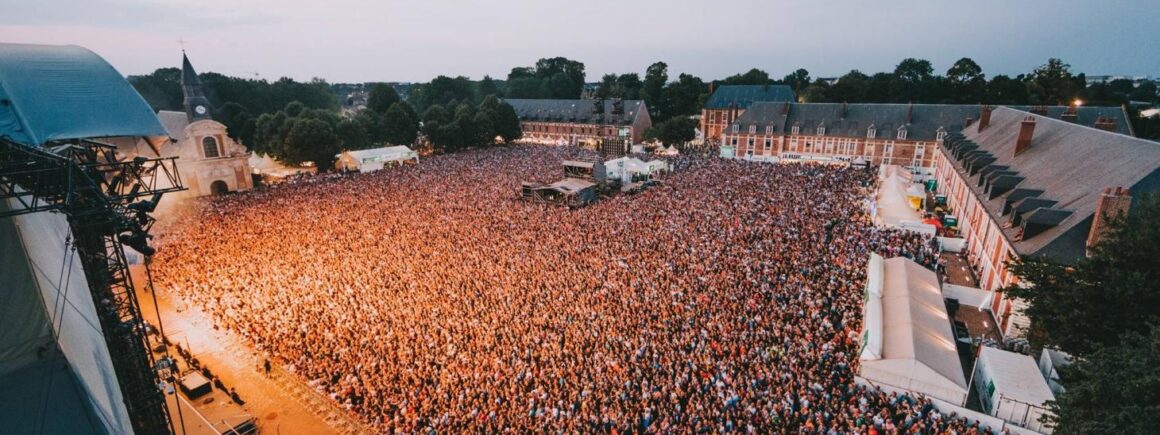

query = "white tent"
[976,347,1056,432]
[859,255,969,405]
[875,165,924,227]
[604,156,668,182]
[336,146,418,173]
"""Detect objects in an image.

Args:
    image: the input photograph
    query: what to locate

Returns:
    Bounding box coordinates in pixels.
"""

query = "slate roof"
[730,103,1136,141]
[504,99,645,125]
[942,107,1160,262]
[704,85,796,109]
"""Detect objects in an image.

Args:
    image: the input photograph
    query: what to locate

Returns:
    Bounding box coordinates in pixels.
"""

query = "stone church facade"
[129,52,253,198]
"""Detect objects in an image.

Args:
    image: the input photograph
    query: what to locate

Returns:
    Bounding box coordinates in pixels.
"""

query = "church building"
[147,53,253,197]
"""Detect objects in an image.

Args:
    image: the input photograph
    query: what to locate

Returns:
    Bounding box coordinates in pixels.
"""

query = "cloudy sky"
[2,0,1157,83]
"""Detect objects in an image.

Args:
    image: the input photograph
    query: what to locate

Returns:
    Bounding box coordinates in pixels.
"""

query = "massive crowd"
[154,146,992,433]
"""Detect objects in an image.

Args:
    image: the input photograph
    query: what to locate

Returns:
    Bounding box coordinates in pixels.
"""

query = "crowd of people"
[153,146,993,433]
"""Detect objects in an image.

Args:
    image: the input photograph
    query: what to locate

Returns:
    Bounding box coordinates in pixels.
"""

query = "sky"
[2,0,1158,84]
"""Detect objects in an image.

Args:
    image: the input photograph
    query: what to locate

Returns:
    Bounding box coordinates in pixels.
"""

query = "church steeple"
[181,51,213,122]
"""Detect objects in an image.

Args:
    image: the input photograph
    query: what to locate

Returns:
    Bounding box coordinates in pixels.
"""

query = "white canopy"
[977,346,1056,430]
[860,256,969,405]
[337,146,418,173]
[875,165,924,227]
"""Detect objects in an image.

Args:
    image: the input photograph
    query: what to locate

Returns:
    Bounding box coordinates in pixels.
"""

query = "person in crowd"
[154,146,975,433]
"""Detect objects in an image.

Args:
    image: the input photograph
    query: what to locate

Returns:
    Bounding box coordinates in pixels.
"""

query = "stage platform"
[0,352,108,435]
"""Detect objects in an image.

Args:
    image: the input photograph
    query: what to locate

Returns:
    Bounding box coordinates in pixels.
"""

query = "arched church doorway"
[209,180,229,195]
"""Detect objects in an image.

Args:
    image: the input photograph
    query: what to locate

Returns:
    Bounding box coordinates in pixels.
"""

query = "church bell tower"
[181,52,213,122]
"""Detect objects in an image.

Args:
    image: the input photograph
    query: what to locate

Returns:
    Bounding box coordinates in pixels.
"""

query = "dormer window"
[748,125,756,134]
[765,125,774,135]
[202,136,220,158]
[936,127,947,141]
[897,127,908,140]
[791,124,800,135]
[867,124,876,139]
[731,124,739,133]
[817,125,825,136]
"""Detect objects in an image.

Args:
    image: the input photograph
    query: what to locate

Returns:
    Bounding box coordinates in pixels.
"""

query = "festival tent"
[875,165,924,227]
[336,146,418,173]
[859,255,969,405]
[976,347,1056,433]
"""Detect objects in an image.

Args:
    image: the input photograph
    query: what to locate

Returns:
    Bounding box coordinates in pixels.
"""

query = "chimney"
[1094,115,1118,133]
[964,117,975,128]
[1030,105,1048,116]
[1014,116,1036,156]
[906,103,913,124]
[1061,105,1078,123]
[1086,187,1132,256]
[781,102,790,114]
[840,102,848,119]
[978,105,992,132]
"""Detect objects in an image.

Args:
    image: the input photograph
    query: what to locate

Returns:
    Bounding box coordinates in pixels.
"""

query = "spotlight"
[119,231,155,257]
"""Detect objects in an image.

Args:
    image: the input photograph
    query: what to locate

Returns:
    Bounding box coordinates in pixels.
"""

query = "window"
[897,127,908,140]
[817,126,825,136]
[202,136,220,158]
[791,125,800,135]
[764,138,772,149]
[765,125,774,135]
[867,125,876,138]
[730,138,738,146]
[731,124,739,133]
[936,128,947,141]
[747,138,755,147]
[748,125,756,134]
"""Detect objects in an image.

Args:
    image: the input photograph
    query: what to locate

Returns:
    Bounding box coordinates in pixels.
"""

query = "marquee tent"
[336,146,419,173]
[859,254,969,405]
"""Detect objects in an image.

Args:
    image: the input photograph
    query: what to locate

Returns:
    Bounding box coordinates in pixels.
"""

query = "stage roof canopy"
[0,43,166,148]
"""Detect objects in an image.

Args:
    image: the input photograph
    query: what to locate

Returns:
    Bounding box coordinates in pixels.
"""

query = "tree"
[664,73,707,118]
[596,74,618,99]
[987,74,1029,104]
[615,73,643,100]
[493,102,522,143]
[409,75,475,112]
[829,70,870,102]
[645,117,697,145]
[1047,326,1160,434]
[642,62,670,121]
[217,102,256,146]
[801,79,831,103]
[367,83,401,114]
[947,58,987,103]
[1006,194,1160,356]
[891,58,935,102]
[534,57,585,98]
[1028,58,1079,105]
[782,68,811,96]
[383,102,419,145]
[719,68,773,86]
[282,118,339,170]
[477,75,500,99]
[335,118,369,150]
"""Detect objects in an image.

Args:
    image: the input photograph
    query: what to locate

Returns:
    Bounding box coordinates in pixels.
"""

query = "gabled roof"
[0,43,167,147]
[504,99,645,125]
[704,85,796,109]
[945,107,1160,260]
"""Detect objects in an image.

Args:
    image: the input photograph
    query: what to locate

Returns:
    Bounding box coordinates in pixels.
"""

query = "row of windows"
[526,123,614,135]
[729,124,949,141]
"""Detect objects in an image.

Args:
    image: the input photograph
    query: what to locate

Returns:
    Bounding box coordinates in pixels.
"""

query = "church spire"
[181,51,213,122]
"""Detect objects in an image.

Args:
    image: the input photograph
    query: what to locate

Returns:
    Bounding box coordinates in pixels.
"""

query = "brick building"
[505,99,652,152]
[934,107,1160,336]
[701,85,796,144]
[720,102,1134,172]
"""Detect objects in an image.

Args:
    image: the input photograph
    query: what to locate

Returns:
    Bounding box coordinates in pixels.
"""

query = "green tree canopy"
[642,62,670,121]
[282,118,339,170]
[383,102,419,146]
[644,116,697,146]
[367,83,401,114]
[1028,58,1079,105]
[1047,326,1160,434]
[719,68,774,86]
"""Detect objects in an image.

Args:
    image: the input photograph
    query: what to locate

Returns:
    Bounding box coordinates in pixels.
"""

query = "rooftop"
[704,85,796,109]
